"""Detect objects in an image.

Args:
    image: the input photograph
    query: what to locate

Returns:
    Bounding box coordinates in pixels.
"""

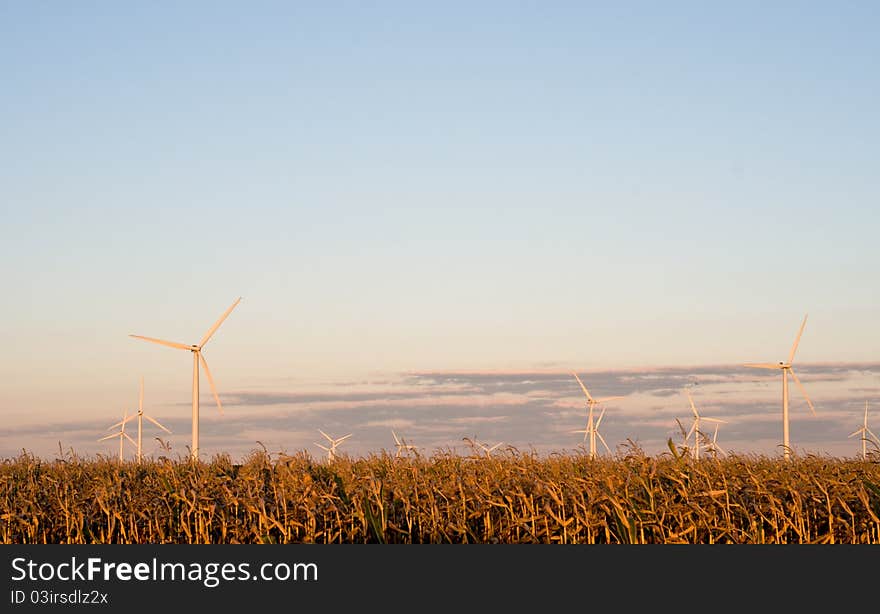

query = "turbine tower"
[684,388,727,460]
[130,297,241,461]
[572,406,611,457]
[113,377,171,462]
[849,401,879,460]
[744,313,816,460]
[572,372,622,459]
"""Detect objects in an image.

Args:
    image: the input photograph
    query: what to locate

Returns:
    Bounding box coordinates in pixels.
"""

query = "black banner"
[1,544,876,609]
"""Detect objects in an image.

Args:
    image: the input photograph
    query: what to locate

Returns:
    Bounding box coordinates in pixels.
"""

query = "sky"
[1,2,878,461]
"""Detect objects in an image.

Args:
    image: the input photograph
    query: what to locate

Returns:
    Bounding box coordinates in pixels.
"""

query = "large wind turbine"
[849,402,879,460]
[744,313,816,460]
[572,372,622,459]
[100,411,135,462]
[684,388,727,460]
[130,297,241,461]
[113,377,171,463]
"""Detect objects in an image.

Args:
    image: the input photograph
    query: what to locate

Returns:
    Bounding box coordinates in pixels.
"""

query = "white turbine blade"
[314,443,330,452]
[595,407,607,429]
[686,389,699,418]
[848,428,864,438]
[98,433,120,442]
[743,363,782,370]
[123,433,137,446]
[139,376,144,413]
[866,428,880,442]
[199,297,242,348]
[199,353,223,415]
[318,429,333,443]
[488,443,502,452]
[789,369,816,416]
[788,314,808,365]
[702,417,728,424]
[392,430,401,445]
[596,396,624,404]
[337,434,352,443]
[572,372,594,402]
[129,335,191,351]
[686,422,696,440]
[714,442,727,457]
[144,414,172,434]
[107,415,136,430]
[596,432,611,453]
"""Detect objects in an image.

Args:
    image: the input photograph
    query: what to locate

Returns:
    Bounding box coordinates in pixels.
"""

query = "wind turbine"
[743,313,816,460]
[684,388,727,460]
[476,440,503,458]
[391,430,417,458]
[113,377,171,463]
[706,423,727,458]
[130,297,241,461]
[572,406,612,458]
[314,430,351,461]
[572,372,622,459]
[100,411,136,462]
[849,401,879,460]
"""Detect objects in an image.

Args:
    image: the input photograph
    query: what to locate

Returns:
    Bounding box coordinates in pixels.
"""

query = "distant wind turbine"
[391,430,417,458]
[314,430,351,461]
[705,423,727,458]
[572,372,622,459]
[476,441,503,458]
[684,388,727,460]
[849,401,879,460]
[100,410,136,462]
[112,377,171,463]
[130,297,241,461]
[743,313,816,460]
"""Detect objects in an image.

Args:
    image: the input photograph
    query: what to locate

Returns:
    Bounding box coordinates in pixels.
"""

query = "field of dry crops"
[2,447,879,544]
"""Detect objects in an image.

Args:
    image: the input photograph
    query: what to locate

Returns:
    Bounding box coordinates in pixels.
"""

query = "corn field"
[2,447,879,544]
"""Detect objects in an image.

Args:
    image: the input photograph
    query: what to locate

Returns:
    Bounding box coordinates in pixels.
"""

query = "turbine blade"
[129,335,191,351]
[199,353,223,415]
[595,407,607,429]
[123,433,137,446]
[144,414,171,434]
[686,389,699,417]
[337,434,352,443]
[596,432,611,453]
[572,372,594,402]
[596,396,624,404]
[98,433,119,442]
[107,415,136,430]
[789,369,816,416]
[702,417,728,424]
[848,429,863,438]
[743,363,782,370]
[392,430,401,445]
[788,314,808,365]
[199,297,242,348]
[866,428,880,442]
[314,443,330,452]
[686,423,696,440]
[318,430,333,442]
[714,443,727,457]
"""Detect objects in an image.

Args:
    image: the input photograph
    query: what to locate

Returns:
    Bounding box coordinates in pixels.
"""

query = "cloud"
[3,362,879,461]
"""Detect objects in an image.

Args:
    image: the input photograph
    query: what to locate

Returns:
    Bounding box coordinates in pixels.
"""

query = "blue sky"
[1,2,878,460]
